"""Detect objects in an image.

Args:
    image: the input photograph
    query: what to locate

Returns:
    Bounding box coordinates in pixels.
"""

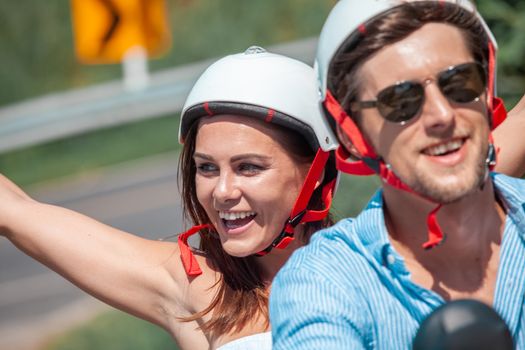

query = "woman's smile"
[218,210,257,234]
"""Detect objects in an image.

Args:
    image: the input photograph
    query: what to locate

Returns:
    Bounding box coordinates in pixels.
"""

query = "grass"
[43,310,176,350]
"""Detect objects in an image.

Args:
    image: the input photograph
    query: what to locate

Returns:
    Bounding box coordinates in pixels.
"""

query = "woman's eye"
[196,163,218,174]
[238,163,264,174]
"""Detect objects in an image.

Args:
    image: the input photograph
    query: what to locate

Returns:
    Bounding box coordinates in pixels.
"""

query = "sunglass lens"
[377,81,424,123]
[438,62,487,104]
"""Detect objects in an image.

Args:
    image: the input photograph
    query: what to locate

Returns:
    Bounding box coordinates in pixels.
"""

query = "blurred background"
[0,0,523,349]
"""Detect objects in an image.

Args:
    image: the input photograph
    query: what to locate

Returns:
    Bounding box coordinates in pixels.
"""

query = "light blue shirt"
[270,173,525,349]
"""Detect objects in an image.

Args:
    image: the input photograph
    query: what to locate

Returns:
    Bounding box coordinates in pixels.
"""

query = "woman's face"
[194,114,310,257]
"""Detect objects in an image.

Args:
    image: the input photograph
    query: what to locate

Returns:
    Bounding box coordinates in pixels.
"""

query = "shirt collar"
[352,189,407,273]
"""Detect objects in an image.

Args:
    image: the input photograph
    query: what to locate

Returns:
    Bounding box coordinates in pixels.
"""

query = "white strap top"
[216,332,272,350]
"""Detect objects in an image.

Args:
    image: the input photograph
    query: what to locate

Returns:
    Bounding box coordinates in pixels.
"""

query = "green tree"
[477,0,525,106]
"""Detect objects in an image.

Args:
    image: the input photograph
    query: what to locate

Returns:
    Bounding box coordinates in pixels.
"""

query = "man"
[270,1,525,348]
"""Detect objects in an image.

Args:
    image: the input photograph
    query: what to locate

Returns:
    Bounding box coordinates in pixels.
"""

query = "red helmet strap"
[335,146,376,175]
[178,224,210,276]
[256,149,336,256]
[487,41,495,112]
[492,97,507,130]
[325,90,377,158]
[422,204,445,249]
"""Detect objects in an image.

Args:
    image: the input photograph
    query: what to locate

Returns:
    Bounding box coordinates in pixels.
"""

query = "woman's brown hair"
[329,2,490,121]
[177,117,334,337]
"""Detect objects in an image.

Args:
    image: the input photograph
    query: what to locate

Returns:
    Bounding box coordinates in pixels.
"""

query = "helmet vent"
[244,46,267,55]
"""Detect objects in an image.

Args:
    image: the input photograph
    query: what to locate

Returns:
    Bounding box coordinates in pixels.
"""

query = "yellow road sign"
[71,0,171,64]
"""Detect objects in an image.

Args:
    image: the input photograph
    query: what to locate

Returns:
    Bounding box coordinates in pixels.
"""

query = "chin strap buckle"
[255,210,307,257]
[486,143,497,169]
[287,209,307,228]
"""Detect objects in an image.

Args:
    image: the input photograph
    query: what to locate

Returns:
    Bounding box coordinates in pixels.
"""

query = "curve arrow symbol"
[98,0,120,54]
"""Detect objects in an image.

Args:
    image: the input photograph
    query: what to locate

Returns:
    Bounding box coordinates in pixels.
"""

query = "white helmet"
[315,0,498,101]
[180,46,338,153]
[177,47,339,265]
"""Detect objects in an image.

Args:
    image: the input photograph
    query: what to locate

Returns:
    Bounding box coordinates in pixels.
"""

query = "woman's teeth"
[424,139,464,156]
[219,211,256,220]
[218,211,257,230]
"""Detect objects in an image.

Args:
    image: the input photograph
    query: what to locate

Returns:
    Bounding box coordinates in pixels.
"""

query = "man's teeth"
[219,211,256,220]
[425,140,464,156]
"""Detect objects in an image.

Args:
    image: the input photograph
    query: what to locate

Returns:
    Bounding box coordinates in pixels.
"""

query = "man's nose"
[419,82,456,133]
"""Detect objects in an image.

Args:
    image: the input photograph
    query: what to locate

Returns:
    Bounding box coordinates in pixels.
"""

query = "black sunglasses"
[350,62,487,124]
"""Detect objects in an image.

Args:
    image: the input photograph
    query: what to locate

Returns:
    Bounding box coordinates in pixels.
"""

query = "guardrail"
[0,37,317,154]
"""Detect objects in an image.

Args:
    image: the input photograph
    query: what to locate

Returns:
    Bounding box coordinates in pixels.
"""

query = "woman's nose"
[213,171,241,204]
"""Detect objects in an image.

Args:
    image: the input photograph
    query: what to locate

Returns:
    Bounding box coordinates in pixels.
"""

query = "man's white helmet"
[315,0,498,101]
[180,46,338,153]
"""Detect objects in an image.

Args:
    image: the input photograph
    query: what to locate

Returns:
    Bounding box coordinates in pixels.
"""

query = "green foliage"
[44,310,176,350]
[332,174,381,219]
[157,0,336,68]
[0,0,336,106]
[476,0,525,106]
[0,1,78,104]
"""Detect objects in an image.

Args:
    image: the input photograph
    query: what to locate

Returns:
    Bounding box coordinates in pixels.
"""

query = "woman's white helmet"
[177,47,339,261]
[180,46,338,153]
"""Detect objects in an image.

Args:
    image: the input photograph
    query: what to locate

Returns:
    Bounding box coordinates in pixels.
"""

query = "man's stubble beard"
[408,146,489,204]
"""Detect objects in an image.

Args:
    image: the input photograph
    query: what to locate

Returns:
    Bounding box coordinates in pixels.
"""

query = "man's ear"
[336,125,361,159]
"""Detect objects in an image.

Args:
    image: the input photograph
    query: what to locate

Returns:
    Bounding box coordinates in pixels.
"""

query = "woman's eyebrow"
[194,152,272,162]
[231,154,272,162]
[193,152,213,160]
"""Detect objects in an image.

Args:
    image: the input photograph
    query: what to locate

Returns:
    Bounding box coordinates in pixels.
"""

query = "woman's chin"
[221,241,268,258]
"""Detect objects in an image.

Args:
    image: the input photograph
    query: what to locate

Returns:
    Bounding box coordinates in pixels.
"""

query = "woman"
[0,47,338,349]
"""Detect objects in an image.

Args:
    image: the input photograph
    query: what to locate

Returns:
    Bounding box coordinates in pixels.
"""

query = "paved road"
[0,153,184,350]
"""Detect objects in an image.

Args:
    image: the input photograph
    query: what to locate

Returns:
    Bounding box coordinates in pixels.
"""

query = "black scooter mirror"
[413,299,513,350]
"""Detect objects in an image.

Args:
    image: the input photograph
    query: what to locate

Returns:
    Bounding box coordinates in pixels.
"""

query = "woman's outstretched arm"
[493,94,525,177]
[0,174,194,331]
